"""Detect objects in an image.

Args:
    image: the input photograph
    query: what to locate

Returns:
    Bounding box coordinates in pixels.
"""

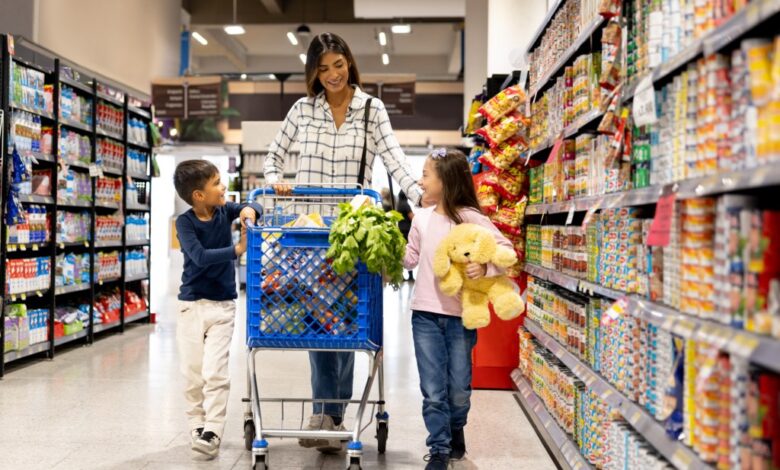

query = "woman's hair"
[304,33,362,97]
[429,148,481,224]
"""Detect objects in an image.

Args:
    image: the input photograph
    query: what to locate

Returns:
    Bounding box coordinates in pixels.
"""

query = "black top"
[397,197,413,239]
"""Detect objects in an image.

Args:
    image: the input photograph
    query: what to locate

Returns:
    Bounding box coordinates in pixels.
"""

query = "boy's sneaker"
[450,427,466,460]
[299,415,335,449]
[424,453,450,470]
[190,427,204,445]
[192,431,221,459]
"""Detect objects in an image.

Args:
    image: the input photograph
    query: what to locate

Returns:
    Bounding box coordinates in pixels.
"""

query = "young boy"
[173,160,263,459]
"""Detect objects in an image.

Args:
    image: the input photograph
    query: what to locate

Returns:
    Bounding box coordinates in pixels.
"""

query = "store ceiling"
[185,0,464,79]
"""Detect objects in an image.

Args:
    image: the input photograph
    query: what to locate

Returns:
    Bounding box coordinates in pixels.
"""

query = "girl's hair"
[429,148,481,224]
[304,33,362,97]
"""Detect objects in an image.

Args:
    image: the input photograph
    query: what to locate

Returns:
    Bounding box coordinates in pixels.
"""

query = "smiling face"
[317,52,350,95]
[193,173,226,207]
[419,158,444,206]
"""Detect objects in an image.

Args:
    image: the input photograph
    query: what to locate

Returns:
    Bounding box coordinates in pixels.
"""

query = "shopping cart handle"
[247,187,381,203]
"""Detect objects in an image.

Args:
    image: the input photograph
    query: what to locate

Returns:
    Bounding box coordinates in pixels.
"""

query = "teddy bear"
[433,223,525,329]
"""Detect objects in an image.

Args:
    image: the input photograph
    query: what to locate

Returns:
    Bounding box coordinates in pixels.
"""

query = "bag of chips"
[478,85,527,124]
[476,172,500,214]
[484,163,527,201]
[478,136,528,172]
[465,95,486,135]
[490,197,528,236]
[476,111,528,149]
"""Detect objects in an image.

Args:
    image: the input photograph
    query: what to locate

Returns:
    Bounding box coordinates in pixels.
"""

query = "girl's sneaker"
[450,427,466,460]
[190,427,204,445]
[192,431,221,459]
[424,453,450,470]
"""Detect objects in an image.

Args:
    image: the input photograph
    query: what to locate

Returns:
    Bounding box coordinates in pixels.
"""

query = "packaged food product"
[476,172,500,214]
[490,197,527,236]
[478,85,526,124]
[478,136,528,172]
[476,111,528,149]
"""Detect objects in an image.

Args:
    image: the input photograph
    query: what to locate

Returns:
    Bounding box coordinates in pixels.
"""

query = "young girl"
[403,148,515,469]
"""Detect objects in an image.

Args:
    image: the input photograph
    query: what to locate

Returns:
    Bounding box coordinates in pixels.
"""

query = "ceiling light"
[299,53,307,65]
[378,31,387,46]
[268,74,276,80]
[287,31,298,46]
[224,25,246,35]
[382,53,390,65]
[191,31,208,46]
[391,24,412,34]
[240,73,247,80]
[170,128,178,137]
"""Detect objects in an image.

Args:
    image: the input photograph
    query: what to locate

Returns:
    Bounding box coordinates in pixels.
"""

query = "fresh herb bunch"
[327,202,406,287]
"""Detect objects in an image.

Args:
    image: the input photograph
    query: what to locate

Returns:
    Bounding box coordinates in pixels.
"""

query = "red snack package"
[478,85,527,124]
[476,111,529,149]
[484,163,527,201]
[478,136,528,172]
[599,0,622,18]
[490,197,528,236]
[476,173,500,214]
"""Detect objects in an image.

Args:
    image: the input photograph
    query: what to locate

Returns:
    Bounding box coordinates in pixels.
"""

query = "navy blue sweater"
[176,202,263,301]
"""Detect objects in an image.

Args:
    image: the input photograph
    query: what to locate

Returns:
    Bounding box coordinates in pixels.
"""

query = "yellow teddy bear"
[433,223,525,329]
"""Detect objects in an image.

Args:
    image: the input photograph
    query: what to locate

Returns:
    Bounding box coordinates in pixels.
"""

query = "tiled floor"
[0,281,555,470]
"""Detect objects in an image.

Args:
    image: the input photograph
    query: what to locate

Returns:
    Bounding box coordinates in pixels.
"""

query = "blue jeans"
[309,351,355,419]
[412,311,478,455]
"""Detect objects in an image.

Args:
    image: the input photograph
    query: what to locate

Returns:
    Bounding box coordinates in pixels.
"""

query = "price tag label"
[730,333,760,357]
[673,319,696,338]
[36,291,42,297]
[8,244,16,252]
[671,448,694,469]
[566,204,575,225]
[89,163,100,178]
[84,241,90,248]
[629,410,642,426]
[747,1,761,23]
[32,244,38,251]
[20,244,26,252]
[59,243,65,249]
[10,295,17,302]
[633,75,658,126]
[21,293,26,300]
[648,192,677,246]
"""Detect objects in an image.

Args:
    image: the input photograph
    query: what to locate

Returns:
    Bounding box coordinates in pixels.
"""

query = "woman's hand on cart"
[272,183,293,196]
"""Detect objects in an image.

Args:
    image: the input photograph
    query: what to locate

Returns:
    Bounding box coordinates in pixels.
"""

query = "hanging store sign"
[362,75,416,116]
[152,77,221,119]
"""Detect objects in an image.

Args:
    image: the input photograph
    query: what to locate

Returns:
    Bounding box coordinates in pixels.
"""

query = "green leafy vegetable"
[327,202,406,288]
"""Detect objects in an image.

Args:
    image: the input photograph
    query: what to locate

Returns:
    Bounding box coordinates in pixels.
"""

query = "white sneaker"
[190,427,203,445]
[316,422,347,454]
[299,414,335,449]
[192,431,221,459]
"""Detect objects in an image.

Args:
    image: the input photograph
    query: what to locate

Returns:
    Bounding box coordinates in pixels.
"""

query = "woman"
[264,32,422,453]
[396,191,415,281]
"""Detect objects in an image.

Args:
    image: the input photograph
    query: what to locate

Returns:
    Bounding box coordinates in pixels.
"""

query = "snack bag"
[478,85,527,124]
[465,95,486,134]
[490,197,528,236]
[600,21,623,91]
[478,136,529,172]
[475,172,500,214]
[599,0,622,17]
[476,111,528,149]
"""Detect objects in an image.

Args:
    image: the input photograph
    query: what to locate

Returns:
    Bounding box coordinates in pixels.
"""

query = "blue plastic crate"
[245,220,383,351]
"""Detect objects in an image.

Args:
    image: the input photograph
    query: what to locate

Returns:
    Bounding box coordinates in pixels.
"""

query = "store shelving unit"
[513,1,780,469]
[0,35,152,376]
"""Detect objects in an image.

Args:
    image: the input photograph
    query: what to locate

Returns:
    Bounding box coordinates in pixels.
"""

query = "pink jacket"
[403,206,515,317]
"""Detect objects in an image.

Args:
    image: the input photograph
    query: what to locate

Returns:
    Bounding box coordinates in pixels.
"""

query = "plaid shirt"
[264,86,423,205]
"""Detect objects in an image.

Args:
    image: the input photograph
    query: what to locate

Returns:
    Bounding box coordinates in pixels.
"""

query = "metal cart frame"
[242,186,388,470]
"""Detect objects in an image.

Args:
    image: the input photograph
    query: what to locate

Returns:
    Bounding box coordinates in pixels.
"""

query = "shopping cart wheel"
[376,421,388,454]
[346,456,361,470]
[244,420,255,451]
[253,455,268,470]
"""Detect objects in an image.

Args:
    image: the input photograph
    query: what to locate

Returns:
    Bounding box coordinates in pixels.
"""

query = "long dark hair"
[304,33,362,97]
[431,149,481,224]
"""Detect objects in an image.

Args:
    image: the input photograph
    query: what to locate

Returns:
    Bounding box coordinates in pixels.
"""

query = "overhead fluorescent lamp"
[268,74,276,80]
[382,53,390,65]
[240,73,247,80]
[378,31,387,46]
[224,25,246,35]
[299,53,307,65]
[191,31,208,46]
[287,31,299,46]
[391,24,411,34]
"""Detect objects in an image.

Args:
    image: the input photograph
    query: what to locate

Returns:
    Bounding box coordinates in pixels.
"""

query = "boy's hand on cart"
[235,226,248,256]
[272,183,293,196]
[466,262,487,280]
[240,207,257,227]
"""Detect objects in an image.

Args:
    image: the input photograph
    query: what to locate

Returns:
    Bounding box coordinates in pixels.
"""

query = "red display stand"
[472,277,526,390]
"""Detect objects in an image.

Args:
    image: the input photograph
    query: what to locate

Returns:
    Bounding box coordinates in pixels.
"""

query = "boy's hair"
[428,148,481,224]
[174,160,219,205]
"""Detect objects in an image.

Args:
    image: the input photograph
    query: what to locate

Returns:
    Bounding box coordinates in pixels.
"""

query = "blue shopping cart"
[242,186,388,470]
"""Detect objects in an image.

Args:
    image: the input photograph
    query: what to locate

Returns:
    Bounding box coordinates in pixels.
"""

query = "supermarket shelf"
[97,91,123,107]
[125,272,150,283]
[127,140,150,150]
[9,147,56,163]
[529,16,605,97]
[128,106,151,119]
[60,76,93,94]
[625,297,780,374]
[128,171,151,181]
[125,310,150,324]
[525,320,712,470]
[512,370,593,470]
[18,194,55,205]
[528,109,605,159]
[4,342,50,364]
[9,101,55,121]
[96,276,122,286]
[55,283,90,296]
[63,159,91,170]
[127,203,151,212]
[93,321,121,334]
[125,239,150,246]
[524,0,565,56]
[57,199,92,208]
[56,240,91,249]
[525,263,584,294]
[6,289,49,302]
[12,56,52,74]
[99,166,123,177]
[96,127,123,141]
[94,240,123,248]
[59,117,93,133]
[6,242,49,253]
[525,162,780,215]
[703,0,780,55]
[95,201,121,210]
[54,329,88,347]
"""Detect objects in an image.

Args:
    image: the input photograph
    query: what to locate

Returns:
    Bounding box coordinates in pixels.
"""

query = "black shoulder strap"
[357,97,373,189]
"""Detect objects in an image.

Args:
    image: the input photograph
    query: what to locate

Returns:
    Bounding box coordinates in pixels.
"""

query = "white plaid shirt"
[264,86,423,205]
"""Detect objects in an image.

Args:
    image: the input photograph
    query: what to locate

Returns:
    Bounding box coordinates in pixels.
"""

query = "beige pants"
[176,299,236,438]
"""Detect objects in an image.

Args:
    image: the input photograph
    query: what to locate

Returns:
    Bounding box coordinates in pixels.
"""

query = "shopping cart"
[242,185,388,470]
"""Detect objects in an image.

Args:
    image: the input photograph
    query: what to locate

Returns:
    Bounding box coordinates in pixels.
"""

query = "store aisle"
[0,282,554,470]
